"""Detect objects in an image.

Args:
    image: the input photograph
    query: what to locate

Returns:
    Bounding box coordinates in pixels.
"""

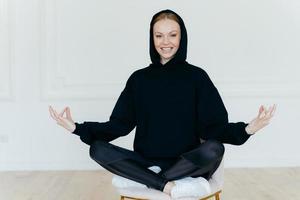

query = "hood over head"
[149,9,188,67]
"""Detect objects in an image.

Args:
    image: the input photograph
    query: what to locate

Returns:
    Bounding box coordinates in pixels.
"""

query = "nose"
[162,36,170,45]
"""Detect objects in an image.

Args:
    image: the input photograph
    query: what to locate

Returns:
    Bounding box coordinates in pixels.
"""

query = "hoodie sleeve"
[196,71,252,145]
[72,73,137,145]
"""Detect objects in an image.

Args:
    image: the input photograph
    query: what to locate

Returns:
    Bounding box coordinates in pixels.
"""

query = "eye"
[155,35,162,38]
[171,34,177,37]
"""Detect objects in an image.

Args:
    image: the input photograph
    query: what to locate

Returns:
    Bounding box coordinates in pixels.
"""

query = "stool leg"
[120,196,147,200]
[215,192,220,200]
[199,190,222,200]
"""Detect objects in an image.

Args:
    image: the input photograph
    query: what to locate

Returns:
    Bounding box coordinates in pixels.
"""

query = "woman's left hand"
[245,104,277,135]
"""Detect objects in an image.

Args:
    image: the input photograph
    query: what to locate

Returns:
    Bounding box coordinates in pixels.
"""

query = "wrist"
[245,125,255,135]
[71,122,80,135]
[70,123,76,133]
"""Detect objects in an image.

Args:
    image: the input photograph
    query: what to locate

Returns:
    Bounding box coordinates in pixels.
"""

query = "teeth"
[161,47,173,53]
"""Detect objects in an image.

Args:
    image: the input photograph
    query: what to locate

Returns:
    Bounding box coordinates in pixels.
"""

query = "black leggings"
[89,139,224,192]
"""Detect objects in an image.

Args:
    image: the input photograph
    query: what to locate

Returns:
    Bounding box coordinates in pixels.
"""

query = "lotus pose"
[49,9,276,199]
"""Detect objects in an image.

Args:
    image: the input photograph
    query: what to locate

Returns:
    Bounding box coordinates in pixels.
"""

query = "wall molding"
[0,0,14,101]
[39,0,126,101]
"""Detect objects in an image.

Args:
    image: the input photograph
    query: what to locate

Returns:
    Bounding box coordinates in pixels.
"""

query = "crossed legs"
[89,139,224,192]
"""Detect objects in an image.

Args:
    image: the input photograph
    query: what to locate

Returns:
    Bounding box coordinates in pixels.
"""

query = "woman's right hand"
[49,105,76,133]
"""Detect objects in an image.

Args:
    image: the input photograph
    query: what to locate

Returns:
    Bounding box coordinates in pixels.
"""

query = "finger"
[265,104,276,119]
[259,105,264,113]
[263,105,267,112]
[52,108,62,120]
[55,113,65,125]
[59,108,66,117]
[49,105,54,114]
[270,104,277,117]
[265,105,272,118]
[49,106,58,121]
[257,105,264,118]
[259,106,266,119]
[262,105,268,116]
[66,107,72,120]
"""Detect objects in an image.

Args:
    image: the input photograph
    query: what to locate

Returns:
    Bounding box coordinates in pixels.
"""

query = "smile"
[161,47,173,53]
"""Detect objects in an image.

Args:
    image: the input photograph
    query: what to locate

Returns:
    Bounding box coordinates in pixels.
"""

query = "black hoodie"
[72,9,252,159]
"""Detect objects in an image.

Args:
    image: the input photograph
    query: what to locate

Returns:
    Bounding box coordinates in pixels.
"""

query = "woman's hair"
[152,12,180,26]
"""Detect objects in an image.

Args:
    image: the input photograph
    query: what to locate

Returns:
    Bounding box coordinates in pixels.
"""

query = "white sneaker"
[111,165,161,188]
[148,165,162,174]
[171,176,211,199]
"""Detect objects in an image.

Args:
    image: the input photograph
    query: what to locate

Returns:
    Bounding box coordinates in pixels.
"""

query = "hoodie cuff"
[72,122,87,137]
[235,123,252,145]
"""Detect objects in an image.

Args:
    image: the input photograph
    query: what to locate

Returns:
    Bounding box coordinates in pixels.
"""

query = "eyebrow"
[154,31,178,34]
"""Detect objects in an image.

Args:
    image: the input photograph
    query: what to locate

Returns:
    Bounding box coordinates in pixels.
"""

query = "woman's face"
[153,19,181,65]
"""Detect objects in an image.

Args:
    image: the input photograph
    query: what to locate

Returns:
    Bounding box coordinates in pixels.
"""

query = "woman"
[49,9,276,198]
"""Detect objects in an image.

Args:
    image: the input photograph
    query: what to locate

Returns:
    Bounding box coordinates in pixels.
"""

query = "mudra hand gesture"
[49,106,76,133]
[245,104,277,135]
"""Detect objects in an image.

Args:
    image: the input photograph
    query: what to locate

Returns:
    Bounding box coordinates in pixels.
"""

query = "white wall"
[0,0,299,171]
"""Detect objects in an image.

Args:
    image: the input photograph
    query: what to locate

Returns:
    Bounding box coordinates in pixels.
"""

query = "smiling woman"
[49,9,276,199]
